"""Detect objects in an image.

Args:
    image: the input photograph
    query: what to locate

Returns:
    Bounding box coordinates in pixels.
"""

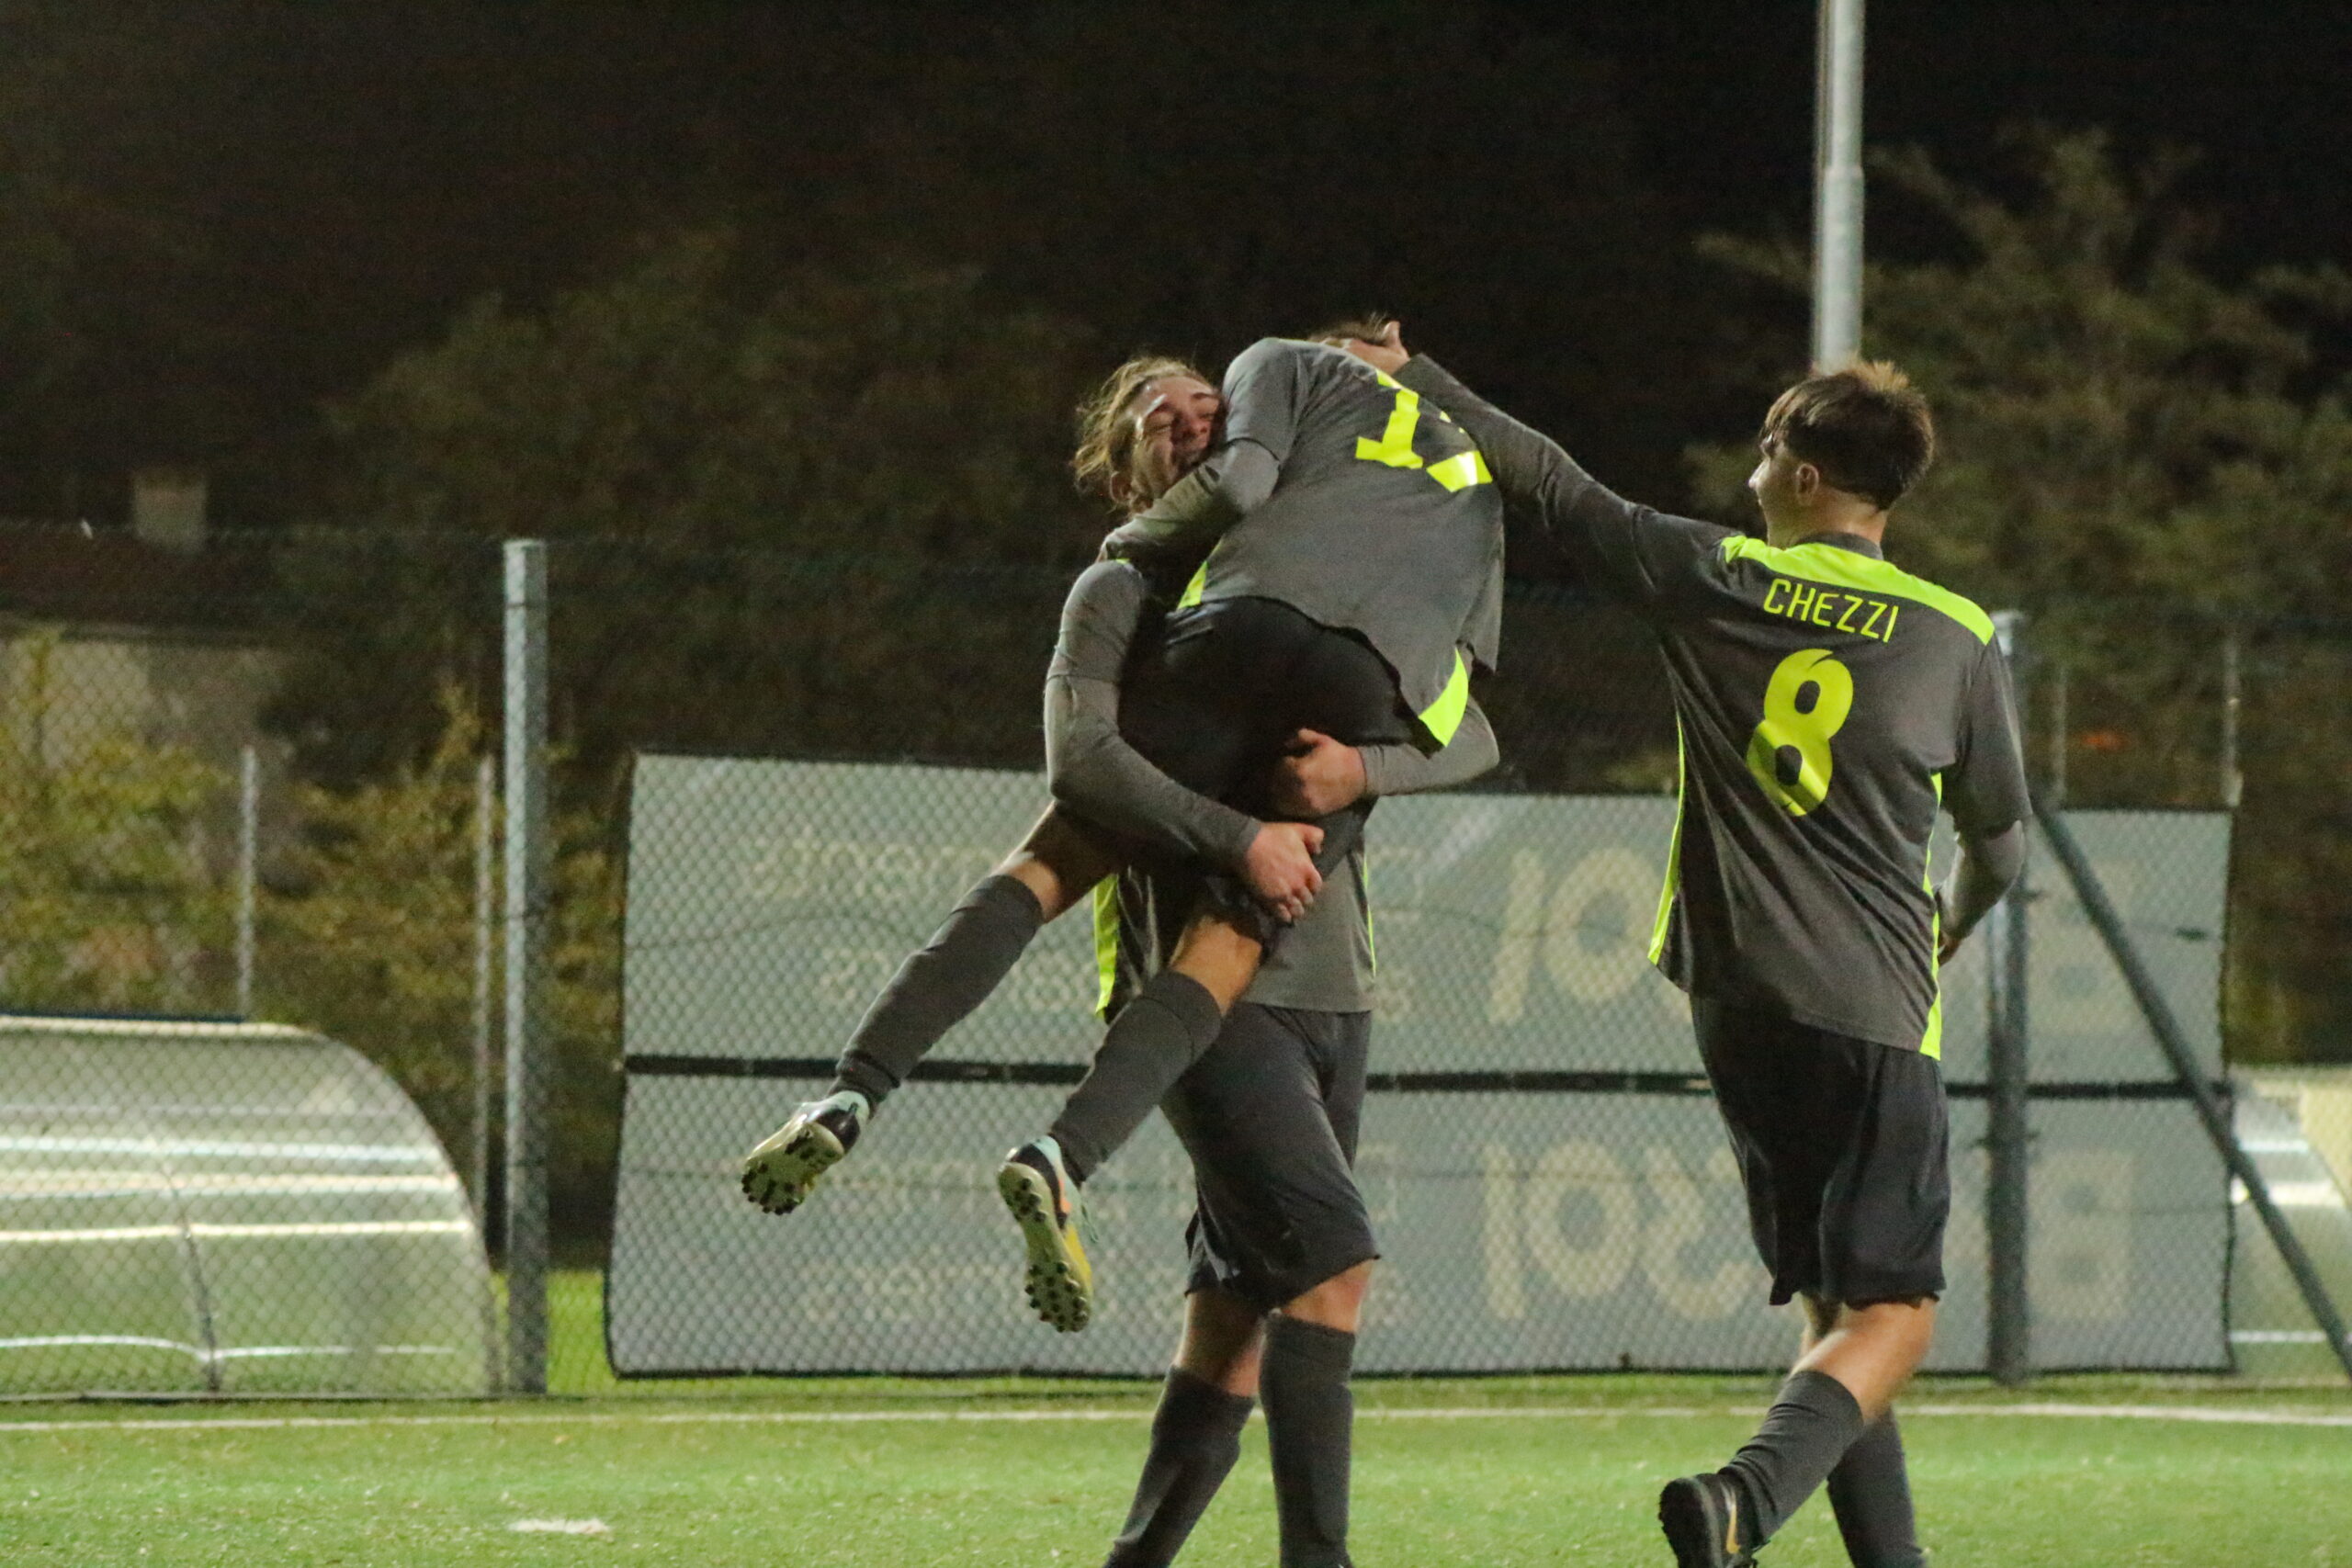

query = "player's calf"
[739,1090,869,1214]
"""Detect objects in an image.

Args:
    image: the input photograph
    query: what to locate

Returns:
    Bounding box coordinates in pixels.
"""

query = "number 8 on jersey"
[1746,647,1853,816]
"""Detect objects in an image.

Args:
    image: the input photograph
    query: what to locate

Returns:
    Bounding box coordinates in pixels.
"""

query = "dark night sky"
[1585,2,2349,267]
[4,0,2346,525]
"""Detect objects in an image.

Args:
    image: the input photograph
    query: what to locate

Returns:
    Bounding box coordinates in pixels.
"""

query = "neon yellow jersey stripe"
[1426,449,1492,492]
[1175,559,1210,611]
[1919,772,1945,1059]
[1647,722,1689,965]
[1718,536,1996,644]
[1091,878,1120,1017]
[1418,650,1471,746]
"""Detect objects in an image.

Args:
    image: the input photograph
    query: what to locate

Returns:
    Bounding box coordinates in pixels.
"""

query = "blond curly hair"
[1070,355,1211,509]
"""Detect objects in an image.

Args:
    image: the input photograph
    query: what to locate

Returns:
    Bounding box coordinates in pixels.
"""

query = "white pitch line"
[1,1400,2347,1437]
[1906,1401,2352,1428]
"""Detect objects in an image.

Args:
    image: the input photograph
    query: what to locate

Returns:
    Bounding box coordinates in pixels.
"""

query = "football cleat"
[996,1136,1094,1333]
[741,1090,870,1214]
[1657,1472,1756,1567]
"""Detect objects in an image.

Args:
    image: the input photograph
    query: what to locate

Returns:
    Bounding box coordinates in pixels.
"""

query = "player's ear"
[1791,459,1823,502]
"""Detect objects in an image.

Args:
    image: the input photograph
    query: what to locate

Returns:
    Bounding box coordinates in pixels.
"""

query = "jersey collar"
[1783,529,1884,559]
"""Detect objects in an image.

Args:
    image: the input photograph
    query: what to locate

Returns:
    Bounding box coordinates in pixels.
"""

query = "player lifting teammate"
[1344,325,2026,1568]
[741,344,1498,1568]
[743,333,1505,1337]
[1078,560,1496,1568]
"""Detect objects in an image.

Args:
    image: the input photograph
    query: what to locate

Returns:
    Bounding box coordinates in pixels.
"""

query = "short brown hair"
[1071,354,1210,505]
[1307,312,1395,347]
[1759,361,1936,510]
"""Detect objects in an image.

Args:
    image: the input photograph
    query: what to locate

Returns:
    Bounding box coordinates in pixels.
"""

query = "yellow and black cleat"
[740,1091,869,1214]
[996,1136,1094,1333]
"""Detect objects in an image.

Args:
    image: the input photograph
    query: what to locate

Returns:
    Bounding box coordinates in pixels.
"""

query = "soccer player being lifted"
[742,333,1504,1334]
[1343,325,2026,1568]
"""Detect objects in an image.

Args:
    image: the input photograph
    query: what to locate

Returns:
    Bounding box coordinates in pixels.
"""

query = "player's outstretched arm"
[1342,325,1728,611]
[1046,558,1321,919]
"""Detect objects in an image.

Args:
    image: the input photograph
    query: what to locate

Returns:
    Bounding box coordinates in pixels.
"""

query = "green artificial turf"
[4,1384,2346,1566]
[7,1274,2343,1563]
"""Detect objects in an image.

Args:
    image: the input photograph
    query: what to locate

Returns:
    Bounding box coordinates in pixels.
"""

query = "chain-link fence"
[1,520,2346,1393]
[0,524,506,1394]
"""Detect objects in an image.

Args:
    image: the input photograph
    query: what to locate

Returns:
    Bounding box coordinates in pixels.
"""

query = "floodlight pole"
[503,541,551,1394]
[1812,0,1866,370]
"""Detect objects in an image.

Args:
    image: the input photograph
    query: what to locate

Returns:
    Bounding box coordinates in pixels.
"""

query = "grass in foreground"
[5,1380,2348,1566]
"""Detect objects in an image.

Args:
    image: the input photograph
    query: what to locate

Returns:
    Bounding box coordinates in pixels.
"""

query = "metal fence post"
[2038,807,2352,1382]
[1985,610,2031,1384]
[235,743,259,1017]
[472,751,497,1221]
[2220,626,2243,810]
[2045,660,2068,809]
[503,541,550,1393]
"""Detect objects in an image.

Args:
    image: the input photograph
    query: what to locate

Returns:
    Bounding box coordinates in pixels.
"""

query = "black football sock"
[1826,1411,1926,1568]
[1102,1367,1255,1568]
[1261,1316,1358,1568]
[1048,970,1223,1182]
[1721,1369,1868,1550]
[830,874,1045,1108]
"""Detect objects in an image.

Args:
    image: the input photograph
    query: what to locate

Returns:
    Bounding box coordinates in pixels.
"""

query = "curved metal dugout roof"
[0,1015,495,1396]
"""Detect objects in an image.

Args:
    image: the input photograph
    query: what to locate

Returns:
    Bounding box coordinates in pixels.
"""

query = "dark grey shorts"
[1693,998,1951,1307]
[1158,1002,1376,1312]
[1118,596,1413,946]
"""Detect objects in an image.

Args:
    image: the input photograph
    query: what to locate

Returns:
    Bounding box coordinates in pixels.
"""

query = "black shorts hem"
[1184,1245,1382,1315]
[1766,1269,1948,1309]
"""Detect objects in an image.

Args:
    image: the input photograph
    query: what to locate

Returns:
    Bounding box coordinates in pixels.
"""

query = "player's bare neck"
[1769,501,1887,552]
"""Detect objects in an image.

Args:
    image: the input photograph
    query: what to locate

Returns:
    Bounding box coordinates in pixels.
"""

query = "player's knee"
[1821,1293,1939,1344]
[994,813,1118,918]
[1277,1258,1374,1330]
[1175,1290,1266,1394]
[993,853,1067,912]
[1170,913,1263,1010]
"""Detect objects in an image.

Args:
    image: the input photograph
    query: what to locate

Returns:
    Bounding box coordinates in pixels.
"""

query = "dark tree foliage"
[0,0,1710,525]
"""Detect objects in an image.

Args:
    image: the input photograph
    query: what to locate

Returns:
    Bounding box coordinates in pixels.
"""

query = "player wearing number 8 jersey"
[1350,327,2025,1568]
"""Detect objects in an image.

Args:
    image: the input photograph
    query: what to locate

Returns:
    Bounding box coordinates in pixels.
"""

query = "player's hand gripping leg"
[1239,820,1324,923]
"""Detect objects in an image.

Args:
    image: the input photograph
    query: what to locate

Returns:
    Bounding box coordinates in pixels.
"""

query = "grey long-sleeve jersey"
[1397,355,2028,1056]
[1045,559,1498,1014]
[1103,338,1506,750]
